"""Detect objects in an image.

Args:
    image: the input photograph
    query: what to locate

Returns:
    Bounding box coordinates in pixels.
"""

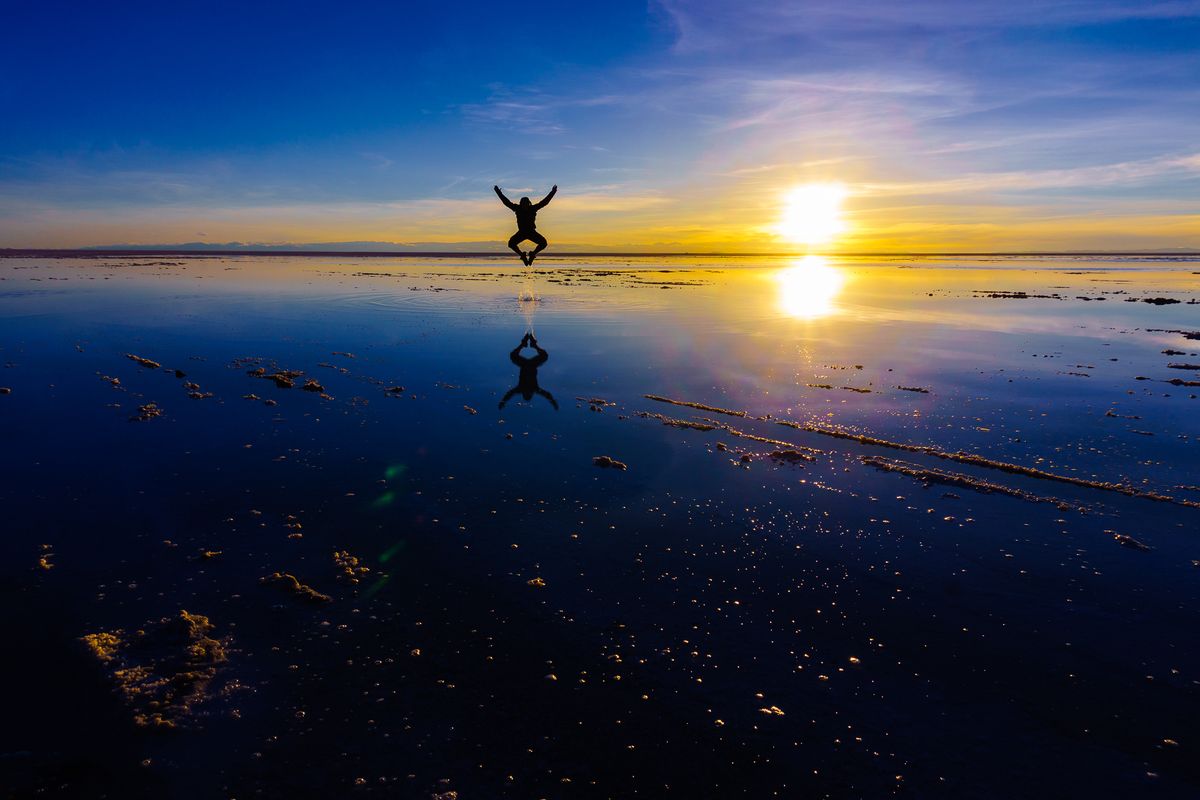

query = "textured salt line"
[644,393,1197,508]
[776,419,933,454]
[779,420,1200,509]
[931,452,1200,507]
[724,427,820,455]
[643,394,747,417]
[860,456,1084,510]
[634,411,720,431]
[634,411,819,459]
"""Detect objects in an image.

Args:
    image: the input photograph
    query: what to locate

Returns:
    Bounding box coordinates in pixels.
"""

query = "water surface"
[2,253,1198,798]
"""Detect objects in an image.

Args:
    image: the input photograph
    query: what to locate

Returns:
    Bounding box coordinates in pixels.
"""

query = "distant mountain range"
[82,240,629,253]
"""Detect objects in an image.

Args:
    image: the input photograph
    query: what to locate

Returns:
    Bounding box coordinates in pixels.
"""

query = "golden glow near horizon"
[775,183,848,248]
[9,178,1200,252]
[776,255,845,319]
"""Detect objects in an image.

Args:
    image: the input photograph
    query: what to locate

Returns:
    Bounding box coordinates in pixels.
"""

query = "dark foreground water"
[1,253,1198,798]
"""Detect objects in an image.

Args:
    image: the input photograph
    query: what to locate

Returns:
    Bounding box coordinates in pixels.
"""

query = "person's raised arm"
[494,185,517,210]
[527,335,548,365]
[533,184,557,210]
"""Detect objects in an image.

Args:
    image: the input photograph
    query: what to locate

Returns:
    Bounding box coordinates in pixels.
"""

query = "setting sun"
[775,183,848,247]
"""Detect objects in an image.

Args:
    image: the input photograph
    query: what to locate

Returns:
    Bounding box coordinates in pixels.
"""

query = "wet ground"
[1,252,1198,798]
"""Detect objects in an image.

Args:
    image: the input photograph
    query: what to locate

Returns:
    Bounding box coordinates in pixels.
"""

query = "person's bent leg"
[507,232,526,258]
[528,231,548,257]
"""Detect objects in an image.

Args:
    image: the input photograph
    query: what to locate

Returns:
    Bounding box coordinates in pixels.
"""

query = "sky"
[2,0,1199,251]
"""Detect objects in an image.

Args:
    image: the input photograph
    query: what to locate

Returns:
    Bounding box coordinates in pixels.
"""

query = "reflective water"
[1,253,1198,798]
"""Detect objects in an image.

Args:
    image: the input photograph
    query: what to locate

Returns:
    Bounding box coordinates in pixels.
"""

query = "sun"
[775,183,847,247]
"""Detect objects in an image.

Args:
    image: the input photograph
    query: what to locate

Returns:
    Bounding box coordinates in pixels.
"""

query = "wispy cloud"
[555,192,672,213]
[457,86,623,135]
[858,152,1200,196]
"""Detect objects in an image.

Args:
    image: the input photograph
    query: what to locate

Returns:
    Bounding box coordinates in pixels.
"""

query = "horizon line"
[3,248,1200,259]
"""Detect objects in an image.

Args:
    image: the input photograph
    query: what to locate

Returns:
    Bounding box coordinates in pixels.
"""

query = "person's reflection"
[499,333,558,410]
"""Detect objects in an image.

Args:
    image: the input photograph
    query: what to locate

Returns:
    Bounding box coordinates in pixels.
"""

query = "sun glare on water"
[776,183,847,247]
[776,255,845,319]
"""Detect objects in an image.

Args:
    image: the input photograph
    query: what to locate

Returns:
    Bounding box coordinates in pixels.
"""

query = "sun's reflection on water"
[776,255,845,319]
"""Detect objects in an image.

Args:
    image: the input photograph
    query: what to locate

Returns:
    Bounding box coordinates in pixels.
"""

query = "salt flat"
[1,252,1198,798]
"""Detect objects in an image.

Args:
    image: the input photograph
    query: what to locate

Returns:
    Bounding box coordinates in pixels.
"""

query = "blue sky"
[2,0,1199,249]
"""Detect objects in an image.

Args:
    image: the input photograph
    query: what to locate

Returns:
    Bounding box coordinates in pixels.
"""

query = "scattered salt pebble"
[130,402,163,422]
[260,572,332,603]
[333,550,370,584]
[125,353,161,369]
[593,455,627,470]
[1111,532,1152,551]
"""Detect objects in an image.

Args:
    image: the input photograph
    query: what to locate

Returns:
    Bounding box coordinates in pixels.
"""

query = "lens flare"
[776,255,845,319]
[776,183,847,246]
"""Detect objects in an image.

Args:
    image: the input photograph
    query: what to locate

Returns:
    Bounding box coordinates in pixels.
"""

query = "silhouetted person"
[499,333,558,410]
[495,184,557,266]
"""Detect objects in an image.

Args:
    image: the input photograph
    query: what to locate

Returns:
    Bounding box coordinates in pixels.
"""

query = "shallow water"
[1,253,1198,798]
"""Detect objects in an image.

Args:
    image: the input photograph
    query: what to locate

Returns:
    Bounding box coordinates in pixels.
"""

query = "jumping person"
[499,333,558,410]
[494,184,557,266]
